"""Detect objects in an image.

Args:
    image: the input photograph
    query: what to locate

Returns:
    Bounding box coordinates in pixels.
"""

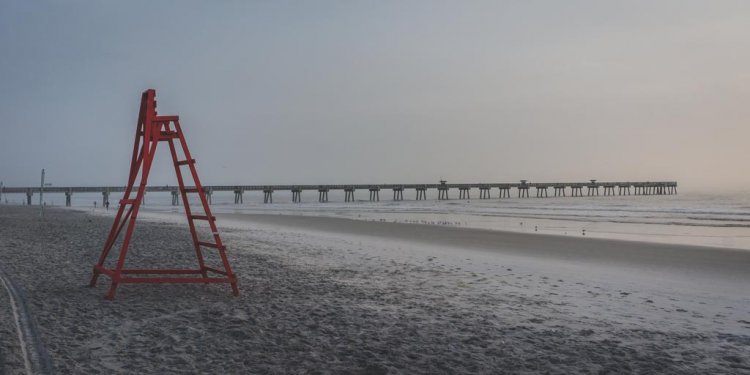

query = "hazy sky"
[1,1,749,192]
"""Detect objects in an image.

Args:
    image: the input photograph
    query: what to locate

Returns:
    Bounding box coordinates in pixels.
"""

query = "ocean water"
[10,189,750,250]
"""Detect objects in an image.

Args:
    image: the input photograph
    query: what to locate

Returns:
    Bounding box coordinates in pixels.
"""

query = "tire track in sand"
[0,266,54,375]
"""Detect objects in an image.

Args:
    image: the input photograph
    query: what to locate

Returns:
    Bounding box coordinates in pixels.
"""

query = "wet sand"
[219,213,750,280]
[0,206,749,373]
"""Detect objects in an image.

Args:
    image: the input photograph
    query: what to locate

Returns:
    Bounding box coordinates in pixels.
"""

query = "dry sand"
[0,206,749,374]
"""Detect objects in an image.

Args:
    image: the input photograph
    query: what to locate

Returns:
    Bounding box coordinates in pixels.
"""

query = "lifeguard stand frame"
[89,89,239,300]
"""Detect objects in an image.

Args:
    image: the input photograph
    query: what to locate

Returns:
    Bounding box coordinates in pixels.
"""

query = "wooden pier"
[0,180,677,206]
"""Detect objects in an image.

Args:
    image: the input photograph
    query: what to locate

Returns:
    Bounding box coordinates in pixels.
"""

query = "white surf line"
[0,267,53,375]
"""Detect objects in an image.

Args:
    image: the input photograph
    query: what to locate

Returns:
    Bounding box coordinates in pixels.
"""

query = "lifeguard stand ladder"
[89,89,239,300]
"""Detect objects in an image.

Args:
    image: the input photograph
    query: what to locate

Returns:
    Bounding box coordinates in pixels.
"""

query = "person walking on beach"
[105,200,109,210]
[94,201,97,209]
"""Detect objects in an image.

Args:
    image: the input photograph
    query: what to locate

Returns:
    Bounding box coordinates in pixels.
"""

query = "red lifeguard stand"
[89,89,239,300]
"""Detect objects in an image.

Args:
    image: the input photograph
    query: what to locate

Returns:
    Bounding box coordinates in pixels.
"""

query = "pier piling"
[518,180,530,198]
[392,186,404,201]
[318,188,329,202]
[459,188,471,199]
[368,187,380,201]
[344,187,355,202]
[102,191,110,207]
[479,186,490,199]
[587,180,600,196]
[438,186,449,200]
[233,188,244,204]
[206,187,213,204]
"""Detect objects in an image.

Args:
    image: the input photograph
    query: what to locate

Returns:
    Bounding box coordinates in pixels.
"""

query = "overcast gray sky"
[1,1,748,191]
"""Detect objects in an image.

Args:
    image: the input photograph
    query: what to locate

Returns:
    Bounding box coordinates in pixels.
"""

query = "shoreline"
[39,188,750,250]
[140,197,750,250]
[214,212,750,279]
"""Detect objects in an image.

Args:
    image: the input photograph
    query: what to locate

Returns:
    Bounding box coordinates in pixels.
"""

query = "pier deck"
[1,180,677,206]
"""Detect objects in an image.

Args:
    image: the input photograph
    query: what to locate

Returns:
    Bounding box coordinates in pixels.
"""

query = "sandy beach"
[1,206,749,374]
[5,0,750,373]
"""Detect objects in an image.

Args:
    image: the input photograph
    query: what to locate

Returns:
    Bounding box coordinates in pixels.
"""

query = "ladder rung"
[159,131,179,139]
[154,115,179,122]
[190,215,215,221]
[176,159,195,166]
[197,241,223,249]
[119,199,136,205]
